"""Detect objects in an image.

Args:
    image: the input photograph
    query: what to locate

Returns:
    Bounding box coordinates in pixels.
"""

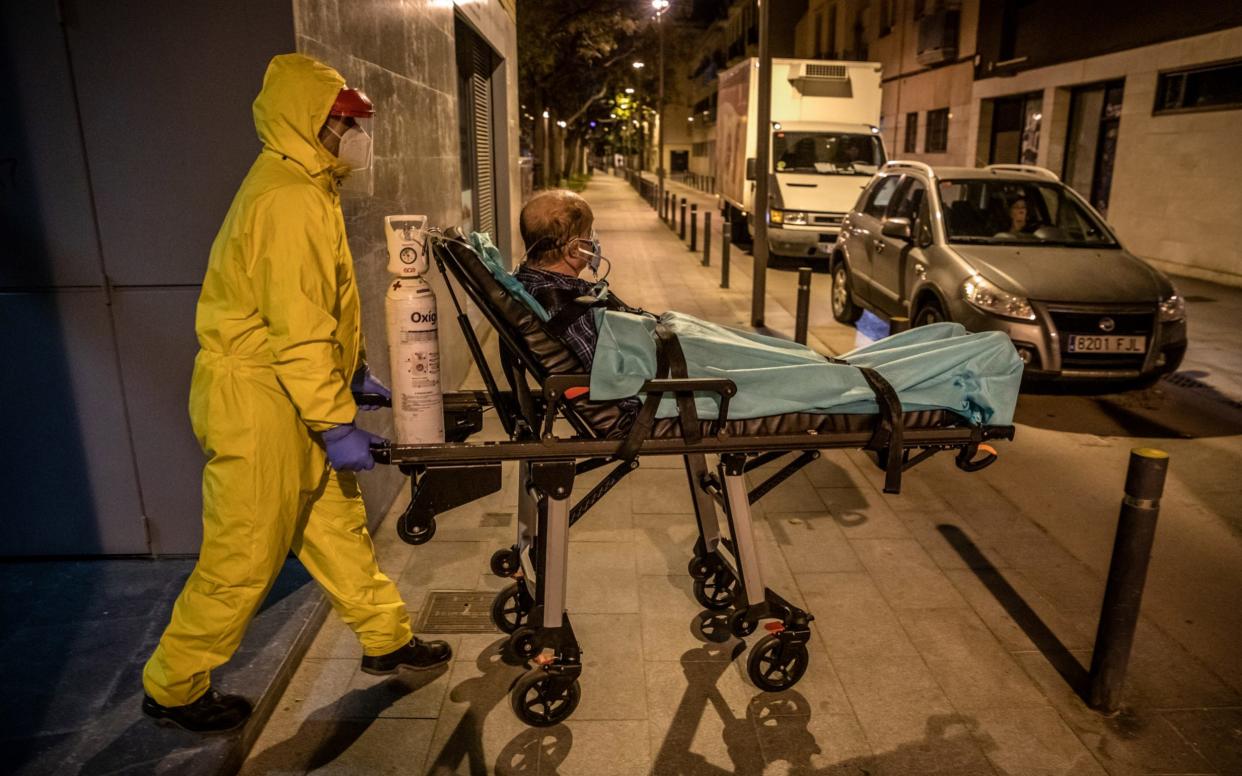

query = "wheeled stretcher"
[373,228,1015,727]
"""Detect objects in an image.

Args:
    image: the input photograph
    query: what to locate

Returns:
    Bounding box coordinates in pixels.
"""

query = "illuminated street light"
[633,61,645,69]
[557,120,567,128]
[652,0,669,10]
[625,87,635,94]
[542,110,549,118]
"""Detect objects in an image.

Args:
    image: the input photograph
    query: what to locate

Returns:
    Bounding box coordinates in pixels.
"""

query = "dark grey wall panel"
[62,0,296,286]
[0,2,104,289]
[0,290,146,555]
[110,287,203,555]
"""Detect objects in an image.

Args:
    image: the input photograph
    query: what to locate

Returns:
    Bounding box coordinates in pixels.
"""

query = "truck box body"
[716,58,885,259]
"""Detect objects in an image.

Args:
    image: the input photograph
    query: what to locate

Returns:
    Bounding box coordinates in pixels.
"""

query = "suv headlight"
[1158,293,1185,322]
[961,275,1036,321]
[770,209,809,226]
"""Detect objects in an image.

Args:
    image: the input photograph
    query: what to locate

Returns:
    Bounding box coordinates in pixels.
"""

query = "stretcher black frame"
[373,229,1015,727]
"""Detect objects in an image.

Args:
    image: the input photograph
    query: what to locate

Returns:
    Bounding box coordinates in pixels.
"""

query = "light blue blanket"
[588,311,1022,426]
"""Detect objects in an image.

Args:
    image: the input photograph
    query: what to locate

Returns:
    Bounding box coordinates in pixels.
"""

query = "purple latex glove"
[322,424,388,471]
[351,364,391,411]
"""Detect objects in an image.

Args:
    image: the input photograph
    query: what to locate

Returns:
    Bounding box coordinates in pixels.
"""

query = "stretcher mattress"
[590,312,1022,426]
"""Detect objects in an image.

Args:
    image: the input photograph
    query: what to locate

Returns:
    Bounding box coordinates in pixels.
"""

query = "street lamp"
[541,110,550,188]
[625,87,635,94]
[653,0,669,210]
[633,61,645,69]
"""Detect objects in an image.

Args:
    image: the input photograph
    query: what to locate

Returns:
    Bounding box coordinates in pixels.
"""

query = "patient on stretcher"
[473,190,1023,428]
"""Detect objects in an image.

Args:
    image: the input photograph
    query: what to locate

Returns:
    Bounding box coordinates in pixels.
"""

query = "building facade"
[1,0,519,556]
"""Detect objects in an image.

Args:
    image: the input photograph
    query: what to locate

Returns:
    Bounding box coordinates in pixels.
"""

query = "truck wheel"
[729,208,751,245]
[831,261,863,324]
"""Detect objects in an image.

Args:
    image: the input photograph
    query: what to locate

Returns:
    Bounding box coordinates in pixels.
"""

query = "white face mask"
[329,123,372,172]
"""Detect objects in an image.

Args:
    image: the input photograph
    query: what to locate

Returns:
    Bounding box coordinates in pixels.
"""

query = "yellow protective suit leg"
[292,469,412,657]
[143,354,410,706]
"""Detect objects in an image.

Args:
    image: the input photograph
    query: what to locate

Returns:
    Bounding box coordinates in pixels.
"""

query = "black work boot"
[142,688,252,733]
[360,637,453,675]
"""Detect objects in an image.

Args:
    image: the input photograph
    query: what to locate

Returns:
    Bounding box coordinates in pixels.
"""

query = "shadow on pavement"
[937,525,1089,695]
[240,663,448,774]
[1015,372,1242,439]
[642,608,999,774]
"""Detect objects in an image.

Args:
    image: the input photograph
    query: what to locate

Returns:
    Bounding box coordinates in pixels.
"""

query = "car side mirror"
[746,158,757,181]
[882,217,913,241]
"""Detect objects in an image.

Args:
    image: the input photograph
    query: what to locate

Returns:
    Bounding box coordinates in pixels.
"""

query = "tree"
[518,1,654,184]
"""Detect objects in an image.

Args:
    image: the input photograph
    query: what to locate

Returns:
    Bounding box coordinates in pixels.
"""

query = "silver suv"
[831,161,1188,382]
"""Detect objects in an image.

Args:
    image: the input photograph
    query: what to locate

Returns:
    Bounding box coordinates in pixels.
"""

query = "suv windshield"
[938,179,1118,247]
[773,131,885,175]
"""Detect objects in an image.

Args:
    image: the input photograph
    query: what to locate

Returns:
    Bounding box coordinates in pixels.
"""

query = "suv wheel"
[831,261,863,324]
[913,300,947,327]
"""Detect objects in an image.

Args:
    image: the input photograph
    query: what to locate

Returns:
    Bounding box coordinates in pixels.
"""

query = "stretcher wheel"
[693,568,738,611]
[508,626,540,660]
[491,582,532,634]
[398,516,436,545]
[510,667,581,727]
[687,554,717,580]
[490,546,521,577]
[728,609,758,637]
[747,634,809,692]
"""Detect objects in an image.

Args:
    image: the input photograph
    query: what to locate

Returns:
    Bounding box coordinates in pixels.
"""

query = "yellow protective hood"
[252,53,348,178]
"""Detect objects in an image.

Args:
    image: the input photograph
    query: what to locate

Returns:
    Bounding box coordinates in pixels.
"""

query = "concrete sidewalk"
[242,173,1242,775]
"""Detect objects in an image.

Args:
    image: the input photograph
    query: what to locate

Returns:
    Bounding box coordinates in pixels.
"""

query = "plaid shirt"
[514,266,601,370]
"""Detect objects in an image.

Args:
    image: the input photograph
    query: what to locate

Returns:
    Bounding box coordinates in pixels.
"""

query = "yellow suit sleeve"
[250,186,356,432]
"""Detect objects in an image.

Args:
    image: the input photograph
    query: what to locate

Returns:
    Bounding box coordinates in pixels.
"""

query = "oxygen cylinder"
[384,215,444,445]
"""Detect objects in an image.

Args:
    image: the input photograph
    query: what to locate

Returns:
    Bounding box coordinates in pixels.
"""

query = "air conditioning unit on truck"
[716,58,885,261]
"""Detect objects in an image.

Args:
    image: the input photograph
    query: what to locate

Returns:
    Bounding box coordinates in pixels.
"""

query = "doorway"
[1063,80,1125,216]
[988,91,1043,164]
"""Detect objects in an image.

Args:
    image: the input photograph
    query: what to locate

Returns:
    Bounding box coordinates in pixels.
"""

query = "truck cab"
[716,58,885,262]
[766,122,885,261]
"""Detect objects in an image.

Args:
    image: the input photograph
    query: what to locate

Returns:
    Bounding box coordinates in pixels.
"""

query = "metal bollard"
[721,216,731,288]
[679,199,687,240]
[690,205,698,251]
[890,316,910,334]
[1087,448,1170,713]
[795,267,812,344]
[662,192,669,222]
[703,212,713,266]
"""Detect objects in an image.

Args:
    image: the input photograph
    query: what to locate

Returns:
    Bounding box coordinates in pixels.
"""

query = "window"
[455,17,499,238]
[925,108,949,152]
[892,178,931,243]
[879,0,895,35]
[773,131,885,174]
[813,12,823,57]
[1154,59,1242,115]
[904,112,919,153]
[937,179,1116,246]
[827,4,838,58]
[863,175,903,218]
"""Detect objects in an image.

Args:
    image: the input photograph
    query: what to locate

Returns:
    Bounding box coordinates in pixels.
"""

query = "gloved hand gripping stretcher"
[368,227,1018,727]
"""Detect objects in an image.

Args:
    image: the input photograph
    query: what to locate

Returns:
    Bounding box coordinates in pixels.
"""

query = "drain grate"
[1163,372,1242,410]
[413,591,500,633]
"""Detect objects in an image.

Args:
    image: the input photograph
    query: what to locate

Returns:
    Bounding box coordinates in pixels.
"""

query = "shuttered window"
[455,18,498,239]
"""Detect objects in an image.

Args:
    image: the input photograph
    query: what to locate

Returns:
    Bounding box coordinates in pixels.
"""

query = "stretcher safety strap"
[856,366,905,494]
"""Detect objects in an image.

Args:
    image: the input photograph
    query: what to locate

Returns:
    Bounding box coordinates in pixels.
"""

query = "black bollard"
[890,316,910,334]
[690,205,698,251]
[1087,448,1170,713]
[663,192,669,222]
[703,212,713,266]
[721,215,731,289]
[679,199,687,240]
[795,267,812,345]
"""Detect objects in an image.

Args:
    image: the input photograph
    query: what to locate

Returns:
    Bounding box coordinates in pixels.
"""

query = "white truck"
[716,58,885,261]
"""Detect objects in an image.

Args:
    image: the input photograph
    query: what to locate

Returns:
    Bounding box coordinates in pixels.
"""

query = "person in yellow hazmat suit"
[141,53,450,734]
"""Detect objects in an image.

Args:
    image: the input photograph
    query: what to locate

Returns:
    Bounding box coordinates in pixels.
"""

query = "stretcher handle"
[369,441,392,465]
[353,391,392,408]
[955,443,998,472]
